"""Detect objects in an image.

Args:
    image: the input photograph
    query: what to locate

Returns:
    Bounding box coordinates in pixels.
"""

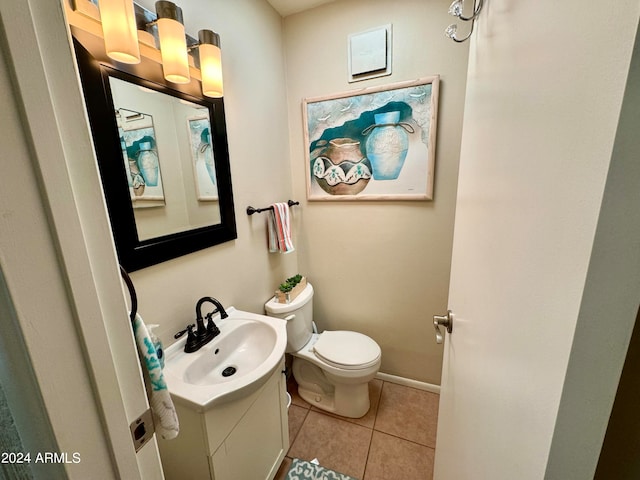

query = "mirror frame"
[72,30,236,271]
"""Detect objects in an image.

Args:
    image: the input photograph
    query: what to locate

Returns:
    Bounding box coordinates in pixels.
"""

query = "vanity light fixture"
[154,1,190,84]
[445,0,484,43]
[98,0,140,63]
[76,0,223,95]
[189,30,224,98]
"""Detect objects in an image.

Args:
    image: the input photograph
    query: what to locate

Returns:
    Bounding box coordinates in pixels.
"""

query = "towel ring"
[119,264,138,325]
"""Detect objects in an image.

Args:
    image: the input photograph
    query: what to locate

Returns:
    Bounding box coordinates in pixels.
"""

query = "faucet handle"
[174,323,196,339]
[183,324,202,353]
[205,312,221,337]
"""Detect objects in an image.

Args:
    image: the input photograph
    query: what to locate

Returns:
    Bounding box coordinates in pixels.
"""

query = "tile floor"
[274,377,439,480]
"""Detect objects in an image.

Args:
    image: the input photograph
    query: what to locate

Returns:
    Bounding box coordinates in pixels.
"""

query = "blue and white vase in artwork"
[363,111,414,180]
[136,141,159,187]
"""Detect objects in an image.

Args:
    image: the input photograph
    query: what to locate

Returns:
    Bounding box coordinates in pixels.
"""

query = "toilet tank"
[265,283,314,353]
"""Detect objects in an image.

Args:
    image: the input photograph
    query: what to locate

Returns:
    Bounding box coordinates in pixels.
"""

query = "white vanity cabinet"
[158,358,289,480]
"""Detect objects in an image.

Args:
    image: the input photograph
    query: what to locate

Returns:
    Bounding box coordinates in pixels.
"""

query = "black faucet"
[179,297,227,353]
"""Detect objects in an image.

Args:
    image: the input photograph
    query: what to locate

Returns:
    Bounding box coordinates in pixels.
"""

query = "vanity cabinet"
[158,358,289,480]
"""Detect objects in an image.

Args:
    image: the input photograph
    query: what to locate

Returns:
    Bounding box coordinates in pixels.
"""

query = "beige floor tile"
[288,410,373,479]
[288,404,309,446]
[311,379,384,428]
[364,431,435,480]
[274,456,292,480]
[374,382,439,448]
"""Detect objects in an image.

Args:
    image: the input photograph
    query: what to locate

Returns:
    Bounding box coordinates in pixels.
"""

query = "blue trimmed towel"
[268,202,295,253]
[133,314,179,440]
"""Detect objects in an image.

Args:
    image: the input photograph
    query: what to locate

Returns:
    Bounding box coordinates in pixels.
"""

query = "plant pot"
[275,276,307,304]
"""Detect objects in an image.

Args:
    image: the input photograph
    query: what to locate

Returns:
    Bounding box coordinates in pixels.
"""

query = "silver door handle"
[434,310,453,344]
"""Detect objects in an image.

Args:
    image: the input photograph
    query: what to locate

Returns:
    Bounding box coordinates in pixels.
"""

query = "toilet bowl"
[265,283,381,418]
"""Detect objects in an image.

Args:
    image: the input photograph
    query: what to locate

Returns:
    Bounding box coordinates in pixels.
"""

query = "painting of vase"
[303,76,439,201]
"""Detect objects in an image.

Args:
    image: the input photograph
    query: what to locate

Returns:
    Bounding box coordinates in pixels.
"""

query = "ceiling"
[266,0,337,17]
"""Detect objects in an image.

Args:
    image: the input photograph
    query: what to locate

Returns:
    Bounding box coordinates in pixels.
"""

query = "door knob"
[433,310,453,344]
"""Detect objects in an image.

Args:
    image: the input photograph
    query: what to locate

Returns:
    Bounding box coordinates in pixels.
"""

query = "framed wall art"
[303,76,439,201]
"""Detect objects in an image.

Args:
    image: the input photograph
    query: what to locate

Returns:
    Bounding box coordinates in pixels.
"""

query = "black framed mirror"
[72,27,236,271]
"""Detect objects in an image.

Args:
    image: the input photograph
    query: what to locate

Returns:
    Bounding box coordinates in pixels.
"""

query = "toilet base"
[292,357,372,418]
[297,383,371,419]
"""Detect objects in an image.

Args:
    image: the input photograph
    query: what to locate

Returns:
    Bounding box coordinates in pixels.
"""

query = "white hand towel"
[268,202,295,253]
[133,313,179,440]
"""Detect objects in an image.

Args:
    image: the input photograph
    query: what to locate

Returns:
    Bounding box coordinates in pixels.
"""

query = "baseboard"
[375,372,441,394]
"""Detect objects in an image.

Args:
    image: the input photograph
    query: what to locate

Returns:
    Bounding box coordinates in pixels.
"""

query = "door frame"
[0,0,163,477]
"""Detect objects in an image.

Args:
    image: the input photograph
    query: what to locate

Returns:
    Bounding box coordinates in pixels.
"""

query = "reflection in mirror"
[110,77,221,241]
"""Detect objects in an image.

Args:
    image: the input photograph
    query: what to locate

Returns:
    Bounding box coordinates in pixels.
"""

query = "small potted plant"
[276,274,307,303]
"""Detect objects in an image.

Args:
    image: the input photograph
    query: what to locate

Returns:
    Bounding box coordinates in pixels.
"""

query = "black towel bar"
[246,200,299,216]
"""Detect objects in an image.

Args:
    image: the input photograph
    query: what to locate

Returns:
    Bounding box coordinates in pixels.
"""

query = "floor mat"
[286,458,358,480]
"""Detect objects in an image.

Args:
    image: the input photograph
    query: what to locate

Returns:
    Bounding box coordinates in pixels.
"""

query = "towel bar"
[246,200,299,216]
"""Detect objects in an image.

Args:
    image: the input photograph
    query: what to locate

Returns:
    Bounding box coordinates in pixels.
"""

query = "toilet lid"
[313,331,381,370]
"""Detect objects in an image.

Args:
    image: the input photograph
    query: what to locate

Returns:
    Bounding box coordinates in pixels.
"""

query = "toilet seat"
[312,331,381,370]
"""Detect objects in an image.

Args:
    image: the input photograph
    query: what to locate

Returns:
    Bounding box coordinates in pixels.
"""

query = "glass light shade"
[199,43,223,98]
[99,0,140,64]
[156,17,190,84]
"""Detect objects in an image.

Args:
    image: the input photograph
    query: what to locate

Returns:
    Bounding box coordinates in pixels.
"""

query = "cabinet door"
[212,374,288,480]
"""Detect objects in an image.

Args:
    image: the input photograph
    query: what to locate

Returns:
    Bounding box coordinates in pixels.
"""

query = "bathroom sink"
[163,307,287,411]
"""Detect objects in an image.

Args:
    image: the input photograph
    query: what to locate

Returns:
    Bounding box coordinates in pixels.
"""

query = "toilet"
[265,282,381,418]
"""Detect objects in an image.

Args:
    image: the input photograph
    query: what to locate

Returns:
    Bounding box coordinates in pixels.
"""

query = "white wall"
[282,0,469,384]
[546,16,640,477]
